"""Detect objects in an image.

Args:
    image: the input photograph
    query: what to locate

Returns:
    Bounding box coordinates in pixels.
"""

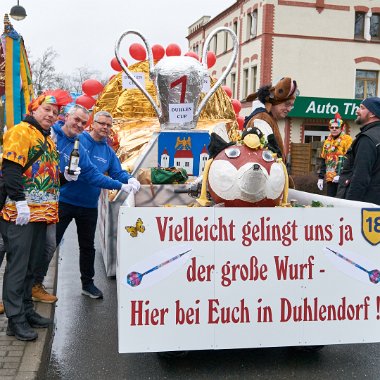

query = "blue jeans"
[56,202,98,287]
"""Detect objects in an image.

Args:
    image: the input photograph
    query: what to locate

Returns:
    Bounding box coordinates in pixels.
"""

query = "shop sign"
[289,97,361,119]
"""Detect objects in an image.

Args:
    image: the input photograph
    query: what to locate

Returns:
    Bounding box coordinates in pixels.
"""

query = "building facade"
[187,0,379,173]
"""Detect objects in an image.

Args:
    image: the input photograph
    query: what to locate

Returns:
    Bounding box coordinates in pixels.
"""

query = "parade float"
[95,28,380,354]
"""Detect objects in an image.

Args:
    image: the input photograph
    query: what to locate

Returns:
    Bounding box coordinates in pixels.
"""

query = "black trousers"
[0,220,47,320]
[56,202,98,286]
[326,182,338,197]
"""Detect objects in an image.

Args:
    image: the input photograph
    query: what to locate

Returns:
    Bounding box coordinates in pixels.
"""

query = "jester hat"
[28,89,72,114]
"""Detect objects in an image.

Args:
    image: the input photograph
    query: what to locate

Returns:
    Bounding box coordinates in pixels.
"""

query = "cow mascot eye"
[262,150,274,162]
[225,147,240,158]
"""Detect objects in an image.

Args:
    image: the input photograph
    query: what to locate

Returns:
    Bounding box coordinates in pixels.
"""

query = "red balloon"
[129,43,146,61]
[222,85,232,98]
[110,57,128,72]
[237,115,245,130]
[76,95,96,109]
[152,44,165,61]
[231,99,242,115]
[166,43,181,57]
[206,51,216,68]
[82,79,104,97]
[184,51,199,60]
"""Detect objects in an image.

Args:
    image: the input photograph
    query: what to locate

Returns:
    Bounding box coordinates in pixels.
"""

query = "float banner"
[288,97,361,119]
[117,207,380,353]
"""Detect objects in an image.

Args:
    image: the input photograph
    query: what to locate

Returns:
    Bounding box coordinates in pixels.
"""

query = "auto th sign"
[288,96,361,119]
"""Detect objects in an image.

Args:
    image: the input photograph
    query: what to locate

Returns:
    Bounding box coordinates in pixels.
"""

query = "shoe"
[32,283,58,303]
[0,302,4,314]
[82,283,103,299]
[6,320,38,341]
[26,311,52,328]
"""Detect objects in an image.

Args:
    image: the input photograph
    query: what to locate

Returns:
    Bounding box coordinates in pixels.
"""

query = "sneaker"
[82,283,103,299]
[32,283,58,303]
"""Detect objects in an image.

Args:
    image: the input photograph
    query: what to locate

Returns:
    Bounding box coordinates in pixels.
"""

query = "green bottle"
[336,155,345,175]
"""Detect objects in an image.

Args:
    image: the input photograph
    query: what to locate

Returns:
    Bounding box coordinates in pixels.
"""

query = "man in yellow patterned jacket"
[0,90,74,341]
[317,113,353,197]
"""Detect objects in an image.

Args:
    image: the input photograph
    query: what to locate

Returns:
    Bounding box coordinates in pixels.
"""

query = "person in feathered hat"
[244,77,299,160]
[0,89,77,341]
[317,113,352,197]
[336,96,380,203]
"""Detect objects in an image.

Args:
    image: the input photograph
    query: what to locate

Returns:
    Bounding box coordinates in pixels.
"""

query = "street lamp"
[9,1,27,21]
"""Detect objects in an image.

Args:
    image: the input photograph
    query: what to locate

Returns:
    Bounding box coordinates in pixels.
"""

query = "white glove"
[120,184,133,194]
[64,166,81,182]
[128,178,141,194]
[15,200,30,226]
[332,175,340,183]
[317,179,324,191]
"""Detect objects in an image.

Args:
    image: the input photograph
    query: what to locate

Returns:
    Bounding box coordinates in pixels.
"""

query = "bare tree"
[69,66,101,93]
[29,47,107,95]
[30,47,59,94]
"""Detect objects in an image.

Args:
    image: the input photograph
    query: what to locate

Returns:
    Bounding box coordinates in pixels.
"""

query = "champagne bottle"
[68,139,80,175]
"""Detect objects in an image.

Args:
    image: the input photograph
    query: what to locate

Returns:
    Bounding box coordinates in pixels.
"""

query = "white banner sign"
[168,103,194,123]
[117,207,380,353]
[122,72,146,89]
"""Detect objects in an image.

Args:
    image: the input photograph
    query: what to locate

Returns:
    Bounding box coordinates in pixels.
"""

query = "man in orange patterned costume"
[317,113,352,197]
[0,90,73,341]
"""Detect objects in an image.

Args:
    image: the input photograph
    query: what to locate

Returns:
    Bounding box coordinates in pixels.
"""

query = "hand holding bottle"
[64,166,81,181]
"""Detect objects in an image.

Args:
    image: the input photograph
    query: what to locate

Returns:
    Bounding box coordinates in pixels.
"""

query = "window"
[251,66,257,94]
[224,31,228,52]
[194,44,199,55]
[303,126,330,143]
[355,12,365,38]
[243,69,249,99]
[231,73,236,98]
[355,70,378,99]
[213,35,218,54]
[370,13,380,39]
[252,10,258,38]
[233,20,238,38]
[247,10,258,40]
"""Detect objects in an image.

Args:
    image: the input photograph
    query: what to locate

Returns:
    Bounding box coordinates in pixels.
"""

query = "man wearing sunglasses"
[32,106,137,302]
[336,97,380,203]
[317,113,352,196]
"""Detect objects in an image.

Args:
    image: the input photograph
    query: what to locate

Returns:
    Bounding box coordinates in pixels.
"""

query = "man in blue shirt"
[32,106,139,300]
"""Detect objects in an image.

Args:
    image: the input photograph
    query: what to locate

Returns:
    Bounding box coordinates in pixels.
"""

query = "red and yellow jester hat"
[28,89,72,114]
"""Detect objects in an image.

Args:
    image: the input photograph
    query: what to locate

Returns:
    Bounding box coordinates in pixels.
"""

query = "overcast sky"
[2,0,235,79]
